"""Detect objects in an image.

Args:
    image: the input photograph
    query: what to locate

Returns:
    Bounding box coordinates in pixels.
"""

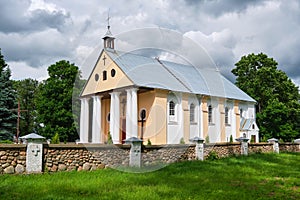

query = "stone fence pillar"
[236,137,249,156]
[124,137,143,167]
[20,133,45,173]
[189,137,205,161]
[267,138,279,153]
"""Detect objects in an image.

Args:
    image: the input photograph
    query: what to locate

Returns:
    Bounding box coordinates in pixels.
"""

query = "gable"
[81,50,134,96]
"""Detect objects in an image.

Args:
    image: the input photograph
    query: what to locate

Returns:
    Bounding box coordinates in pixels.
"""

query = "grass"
[0,153,299,200]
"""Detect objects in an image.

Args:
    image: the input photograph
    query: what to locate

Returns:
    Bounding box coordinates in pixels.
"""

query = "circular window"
[95,73,99,81]
[140,109,146,120]
[111,69,116,77]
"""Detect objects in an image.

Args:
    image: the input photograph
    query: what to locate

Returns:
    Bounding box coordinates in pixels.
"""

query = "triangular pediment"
[81,49,134,97]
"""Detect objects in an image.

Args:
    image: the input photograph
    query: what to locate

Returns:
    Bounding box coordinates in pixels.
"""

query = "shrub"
[205,135,210,143]
[107,132,112,144]
[147,139,152,145]
[229,135,233,143]
[0,139,13,144]
[51,133,60,144]
[207,151,219,161]
[180,137,185,144]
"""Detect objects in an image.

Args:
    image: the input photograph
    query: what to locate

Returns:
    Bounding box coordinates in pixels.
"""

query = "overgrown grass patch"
[0,153,299,199]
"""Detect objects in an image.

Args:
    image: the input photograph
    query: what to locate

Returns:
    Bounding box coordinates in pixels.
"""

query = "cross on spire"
[106,9,111,29]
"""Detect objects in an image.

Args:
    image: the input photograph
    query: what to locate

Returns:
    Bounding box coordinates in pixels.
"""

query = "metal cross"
[103,55,106,66]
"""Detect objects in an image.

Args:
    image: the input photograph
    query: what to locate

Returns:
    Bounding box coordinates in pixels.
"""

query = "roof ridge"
[156,58,193,93]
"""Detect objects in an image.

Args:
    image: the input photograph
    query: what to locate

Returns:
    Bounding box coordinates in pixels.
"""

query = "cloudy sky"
[1,0,300,86]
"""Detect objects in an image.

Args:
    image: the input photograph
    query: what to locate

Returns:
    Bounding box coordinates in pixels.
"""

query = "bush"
[0,139,13,144]
[147,139,152,145]
[205,135,210,143]
[207,151,219,161]
[229,135,233,143]
[106,133,112,144]
[180,138,185,144]
[51,133,60,144]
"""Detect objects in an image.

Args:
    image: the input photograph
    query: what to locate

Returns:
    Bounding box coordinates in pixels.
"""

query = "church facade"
[79,27,259,144]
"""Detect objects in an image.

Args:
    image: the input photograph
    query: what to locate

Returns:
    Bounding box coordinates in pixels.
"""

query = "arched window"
[190,103,195,122]
[169,101,176,121]
[208,105,213,124]
[225,107,229,124]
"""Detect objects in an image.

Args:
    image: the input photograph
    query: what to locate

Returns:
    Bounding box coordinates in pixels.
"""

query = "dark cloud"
[0,1,70,34]
[184,0,266,17]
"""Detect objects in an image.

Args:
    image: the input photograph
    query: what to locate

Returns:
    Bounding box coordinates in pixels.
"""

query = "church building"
[79,25,259,144]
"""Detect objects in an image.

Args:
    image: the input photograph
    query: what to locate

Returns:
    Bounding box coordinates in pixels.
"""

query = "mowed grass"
[0,153,299,200]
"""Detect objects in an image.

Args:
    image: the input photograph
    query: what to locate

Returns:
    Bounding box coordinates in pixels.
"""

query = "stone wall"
[279,143,300,152]
[43,144,130,172]
[0,142,299,174]
[0,144,26,174]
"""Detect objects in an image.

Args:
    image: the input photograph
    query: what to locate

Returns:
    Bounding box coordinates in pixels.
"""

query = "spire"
[102,10,115,49]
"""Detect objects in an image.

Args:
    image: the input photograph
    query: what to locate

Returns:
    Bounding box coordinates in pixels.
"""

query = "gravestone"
[236,137,249,156]
[124,137,143,167]
[189,137,205,161]
[20,133,45,173]
[267,138,279,153]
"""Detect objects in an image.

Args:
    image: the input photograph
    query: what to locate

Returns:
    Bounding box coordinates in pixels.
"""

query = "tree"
[36,60,82,142]
[232,53,300,141]
[0,49,17,141]
[13,78,39,136]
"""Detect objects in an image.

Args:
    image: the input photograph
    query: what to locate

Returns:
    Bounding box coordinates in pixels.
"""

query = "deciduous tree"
[232,53,300,141]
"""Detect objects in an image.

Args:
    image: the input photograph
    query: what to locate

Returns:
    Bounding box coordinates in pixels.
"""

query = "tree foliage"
[13,78,39,136]
[0,49,17,141]
[232,53,300,141]
[36,60,82,142]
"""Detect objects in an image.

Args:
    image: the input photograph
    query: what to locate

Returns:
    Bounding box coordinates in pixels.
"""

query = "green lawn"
[0,153,299,200]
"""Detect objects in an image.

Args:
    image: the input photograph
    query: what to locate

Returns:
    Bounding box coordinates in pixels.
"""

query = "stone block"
[58,164,67,171]
[15,164,25,174]
[1,156,7,160]
[2,163,9,168]
[0,151,6,156]
[82,163,91,171]
[4,166,14,174]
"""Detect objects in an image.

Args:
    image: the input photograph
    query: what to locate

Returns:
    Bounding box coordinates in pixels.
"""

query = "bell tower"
[102,12,115,49]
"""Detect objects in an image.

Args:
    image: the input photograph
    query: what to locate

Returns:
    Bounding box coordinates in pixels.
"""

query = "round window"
[95,73,99,81]
[111,69,116,77]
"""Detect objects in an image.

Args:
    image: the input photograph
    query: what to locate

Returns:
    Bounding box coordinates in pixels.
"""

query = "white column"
[80,98,85,143]
[110,92,120,144]
[114,92,120,144]
[92,95,102,143]
[126,89,132,138]
[109,93,115,142]
[131,88,138,138]
[199,100,204,138]
[80,97,90,143]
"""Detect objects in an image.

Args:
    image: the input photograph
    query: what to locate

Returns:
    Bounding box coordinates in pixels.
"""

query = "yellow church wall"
[219,98,226,142]
[234,100,241,138]
[101,98,110,143]
[149,89,168,145]
[81,51,133,97]
[202,96,208,139]
[182,93,190,143]
[137,90,156,142]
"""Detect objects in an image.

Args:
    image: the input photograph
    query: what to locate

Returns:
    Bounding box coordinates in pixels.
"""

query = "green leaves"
[36,60,82,142]
[0,49,17,141]
[232,53,300,141]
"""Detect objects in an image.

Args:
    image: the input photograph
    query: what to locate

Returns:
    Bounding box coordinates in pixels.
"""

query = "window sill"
[209,123,215,126]
[225,124,231,127]
[168,121,178,125]
[190,122,198,125]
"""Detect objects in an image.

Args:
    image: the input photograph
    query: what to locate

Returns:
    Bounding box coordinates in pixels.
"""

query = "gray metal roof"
[240,118,256,131]
[105,49,256,102]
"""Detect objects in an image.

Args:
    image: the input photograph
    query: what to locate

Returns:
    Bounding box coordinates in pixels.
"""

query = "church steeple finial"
[102,9,115,49]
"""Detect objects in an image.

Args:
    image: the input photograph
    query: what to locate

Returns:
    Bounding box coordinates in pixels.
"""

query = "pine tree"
[0,49,17,141]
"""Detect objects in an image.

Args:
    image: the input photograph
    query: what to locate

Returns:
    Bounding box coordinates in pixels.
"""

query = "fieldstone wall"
[43,144,130,172]
[0,144,26,174]
[1,142,299,174]
[248,143,273,153]
[142,144,195,166]
[204,143,241,158]
[279,143,300,152]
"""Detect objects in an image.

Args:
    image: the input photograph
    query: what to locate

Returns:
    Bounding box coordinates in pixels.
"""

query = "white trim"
[92,95,102,143]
